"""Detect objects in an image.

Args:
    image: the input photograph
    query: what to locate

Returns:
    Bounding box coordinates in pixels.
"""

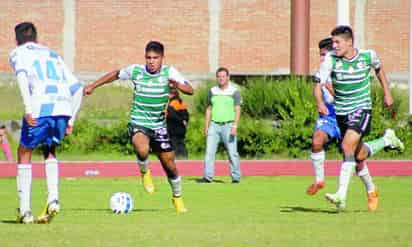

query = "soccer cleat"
[37,199,60,224]
[16,209,34,224]
[367,189,379,212]
[306,181,325,195]
[172,196,187,213]
[383,129,404,152]
[325,193,346,210]
[141,169,155,194]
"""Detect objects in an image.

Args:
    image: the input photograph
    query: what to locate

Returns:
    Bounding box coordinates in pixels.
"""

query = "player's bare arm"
[375,67,393,107]
[313,83,329,115]
[83,70,120,95]
[204,105,211,136]
[169,79,194,95]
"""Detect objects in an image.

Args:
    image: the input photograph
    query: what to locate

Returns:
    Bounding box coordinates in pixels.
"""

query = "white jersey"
[315,71,334,104]
[9,42,82,123]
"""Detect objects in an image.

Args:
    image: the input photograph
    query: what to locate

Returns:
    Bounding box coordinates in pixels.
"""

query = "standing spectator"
[202,67,241,183]
[167,87,189,159]
[0,125,13,162]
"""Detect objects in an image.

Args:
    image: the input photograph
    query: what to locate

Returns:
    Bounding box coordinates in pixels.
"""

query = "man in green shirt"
[201,67,241,183]
[84,41,193,213]
[317,26,403,211]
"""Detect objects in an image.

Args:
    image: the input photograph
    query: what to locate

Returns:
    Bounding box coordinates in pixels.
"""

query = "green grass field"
[1,176,411,247]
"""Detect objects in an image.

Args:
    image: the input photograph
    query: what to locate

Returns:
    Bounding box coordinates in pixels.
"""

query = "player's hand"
[230,126,237,136]
[317,103,329,116]
[204,126,208,136]
[65,125,73,135]
[169,79,177,89]
[384,94,393,108]
[83,85,94,96]
[25,114,37,127]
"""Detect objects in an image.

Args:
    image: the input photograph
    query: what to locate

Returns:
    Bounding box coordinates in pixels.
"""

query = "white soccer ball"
[109,192,134,214]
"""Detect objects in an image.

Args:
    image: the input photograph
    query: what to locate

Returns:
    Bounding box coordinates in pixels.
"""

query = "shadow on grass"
[65,208,163,213]
[189,178,226,184]
[280,206,339,214]
[1,220,19,224]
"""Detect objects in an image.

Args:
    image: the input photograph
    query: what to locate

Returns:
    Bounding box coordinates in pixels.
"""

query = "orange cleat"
[367,189,379,212]
[306,181,325,195]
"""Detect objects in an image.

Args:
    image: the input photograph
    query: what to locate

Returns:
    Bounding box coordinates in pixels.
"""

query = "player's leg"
[325,129,360,210]
[157,151,187,213]
[15,116,45,223]
[307,129,328,195]
[16,144,34,223]
[221,123,241,183]
[326,109,372,210]
[38,116,69,223]
[203,122,220,182]
[131,130,154,194]
[38,145,61,223]
[153,127,187,213]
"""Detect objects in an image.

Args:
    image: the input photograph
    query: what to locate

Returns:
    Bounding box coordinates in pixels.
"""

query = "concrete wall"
[0,0,409,77]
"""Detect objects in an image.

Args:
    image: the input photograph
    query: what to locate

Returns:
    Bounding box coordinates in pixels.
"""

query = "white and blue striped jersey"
[9,42,82,124]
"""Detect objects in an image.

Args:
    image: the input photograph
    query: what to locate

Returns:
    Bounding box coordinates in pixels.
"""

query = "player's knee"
[311,139,324,152]
[340,142,354,156]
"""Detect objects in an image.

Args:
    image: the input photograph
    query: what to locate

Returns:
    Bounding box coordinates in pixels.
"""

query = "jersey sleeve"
[118,65,136,80]
[169,66,191,86]
[233,89,242,106]
[9,49,27,76]
[207,89,212,106]
[369,49,381,70]
[318,53,333,84]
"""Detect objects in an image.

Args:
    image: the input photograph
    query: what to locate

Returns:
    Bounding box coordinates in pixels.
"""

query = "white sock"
[336,161,356,199]
[168,176,182,197]
[45,158,59,203]
[311,151,325,183]
[17,164,32,214]
[357,163,375,193]
[137,158,149,174]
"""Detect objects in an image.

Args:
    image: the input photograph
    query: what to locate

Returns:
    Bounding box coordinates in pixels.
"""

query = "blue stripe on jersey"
[49,51,59,58]
[69,82,82,95]
[45,85,58,94]
[39,104,55,117]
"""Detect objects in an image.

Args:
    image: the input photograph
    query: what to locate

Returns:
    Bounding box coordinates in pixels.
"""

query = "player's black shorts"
[127,123,173,153]
[336,108,372,137]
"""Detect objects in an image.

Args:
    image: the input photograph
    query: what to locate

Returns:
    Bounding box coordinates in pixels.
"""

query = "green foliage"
[193,80,214,114]
[60,119,134,155]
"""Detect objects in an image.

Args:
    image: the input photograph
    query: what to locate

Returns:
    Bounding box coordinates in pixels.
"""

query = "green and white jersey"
[118,65,188,129]
[318,49,380,115]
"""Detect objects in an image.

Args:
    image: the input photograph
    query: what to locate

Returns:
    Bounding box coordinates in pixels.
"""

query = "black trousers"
[170,135,188,159]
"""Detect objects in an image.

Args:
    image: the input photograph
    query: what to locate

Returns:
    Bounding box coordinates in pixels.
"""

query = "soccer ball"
[109,192,133,214]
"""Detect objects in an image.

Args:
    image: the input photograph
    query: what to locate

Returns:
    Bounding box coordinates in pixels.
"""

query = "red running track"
[1,160,412,178]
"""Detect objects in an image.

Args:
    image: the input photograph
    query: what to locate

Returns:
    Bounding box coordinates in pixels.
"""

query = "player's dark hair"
[216,67,229,76]
[318,38,333,51]
[145,41,164,55]
[15,22,37,45]
[0,125,5,129]
[331,25,353,40]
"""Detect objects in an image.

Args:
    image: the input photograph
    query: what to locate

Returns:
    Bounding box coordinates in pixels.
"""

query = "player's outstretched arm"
[83,70,120,96]
[375,67,393,108]
[170,80,193,95]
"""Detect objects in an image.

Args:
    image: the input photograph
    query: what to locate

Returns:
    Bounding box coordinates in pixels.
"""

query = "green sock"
[364,138,385,156]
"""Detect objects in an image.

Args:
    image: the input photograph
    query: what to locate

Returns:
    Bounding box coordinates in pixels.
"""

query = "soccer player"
[316,26,404,211]
[9,22,83,223]
[84,41,193,213]
[308,37,403,212]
